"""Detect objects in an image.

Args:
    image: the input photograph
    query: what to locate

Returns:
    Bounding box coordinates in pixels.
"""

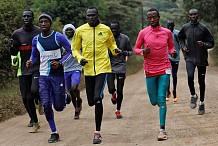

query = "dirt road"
[0,59,218,146]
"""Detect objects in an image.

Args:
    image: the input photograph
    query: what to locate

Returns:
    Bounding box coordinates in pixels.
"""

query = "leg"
[186,60,196,95]
[146,76,158,106]
[116,73,125,111]
[171,61,179,98]
[85,76,95,106]
[107,73,117,104]
[197,66,206,102]
[65,72,76,109]
[71,71,82,110]
[18,76,33,126]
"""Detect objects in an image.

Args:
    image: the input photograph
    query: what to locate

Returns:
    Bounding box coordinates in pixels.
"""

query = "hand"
[171,50,177,58]
[26,60,32,68]
[143,44,150,55]
[197,41,204,47]
[80,58,88,66]
[183,47,190,53]
[115,48,122,54]
[50,60,61,69]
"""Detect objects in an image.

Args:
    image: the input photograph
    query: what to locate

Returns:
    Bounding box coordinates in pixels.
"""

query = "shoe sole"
[157,137,168,141]
[48,139,60,143]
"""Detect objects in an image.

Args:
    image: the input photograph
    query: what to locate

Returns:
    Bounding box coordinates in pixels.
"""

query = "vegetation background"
[0,0,217,122]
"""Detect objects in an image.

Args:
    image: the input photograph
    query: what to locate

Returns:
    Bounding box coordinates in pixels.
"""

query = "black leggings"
[107,73,125,110]
[19,71,39,123]
[186,61,206,102]
[85,73,107,131]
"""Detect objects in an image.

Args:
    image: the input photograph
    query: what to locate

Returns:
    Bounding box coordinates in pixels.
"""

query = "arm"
[168,32,177,58]
[122,36,133,56]
[107,29,119,55]
[178,27,187,52]
[71,30,84,63]
[134,30,144,56]
[202,27,214,49]
[27,37,39,68]
[10,33,19,56]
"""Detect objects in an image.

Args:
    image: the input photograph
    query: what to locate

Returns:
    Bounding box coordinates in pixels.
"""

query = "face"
[167,23,174,32]
[65,28,74,38]
[147,11,160,27]
[110,23,120,37]
[39,18,51,32]
[188,9,199,23]
[86,8,98,27]
[23,11,33,25]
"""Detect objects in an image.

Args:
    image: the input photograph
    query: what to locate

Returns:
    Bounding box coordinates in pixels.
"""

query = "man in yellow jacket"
[72,6,121,144]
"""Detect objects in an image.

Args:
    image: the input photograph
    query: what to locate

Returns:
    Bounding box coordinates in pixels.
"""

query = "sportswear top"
[72,23,118,76]
[62,24,82,73]
[30,31,72,76]
[168,29,180,62]
[134,25,175,77]
[178,21,214,66]
[109,33,132,74]
[10,25,41,75]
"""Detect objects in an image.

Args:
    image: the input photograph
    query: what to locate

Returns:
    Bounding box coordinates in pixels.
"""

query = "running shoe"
[115,111,123,119]
[29,122,40,133]
[28,120,33,127]
[198,103,205,115]
[166,92,171,101]
[190,94,198,109]
[48,133,60,143]
[157,130,167,141]
[173,95,178,102]
[111,92,117,105]
[93,132,102,144]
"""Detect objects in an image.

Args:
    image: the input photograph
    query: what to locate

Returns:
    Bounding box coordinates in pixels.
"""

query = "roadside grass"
[0,55,143,122]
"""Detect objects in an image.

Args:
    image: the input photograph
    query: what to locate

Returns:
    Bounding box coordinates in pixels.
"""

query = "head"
[188,9,199,24]
[86,6,99,27]
[146,8,160,28]
[62,24,76,39]
[110,20,120,38]
[22,10,34,26]
[38,13,52,33]
[167,19,175,32]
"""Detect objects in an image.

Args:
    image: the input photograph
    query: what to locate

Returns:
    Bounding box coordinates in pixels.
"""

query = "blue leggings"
[146,74,169,127]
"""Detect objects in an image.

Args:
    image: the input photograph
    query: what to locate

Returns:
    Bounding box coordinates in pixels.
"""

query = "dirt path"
[0,59,218,146]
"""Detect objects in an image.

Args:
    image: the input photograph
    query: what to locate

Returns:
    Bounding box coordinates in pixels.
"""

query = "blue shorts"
[64,70,81,91]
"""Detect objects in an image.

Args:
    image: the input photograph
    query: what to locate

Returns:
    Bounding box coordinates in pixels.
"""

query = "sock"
[191,94,197,98]
[199,101,204,105]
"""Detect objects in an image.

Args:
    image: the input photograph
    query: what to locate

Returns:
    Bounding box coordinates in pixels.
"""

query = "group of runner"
[10,6,214,145]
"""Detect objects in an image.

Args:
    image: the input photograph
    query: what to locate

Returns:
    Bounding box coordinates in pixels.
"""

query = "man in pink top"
[134,8,177,141]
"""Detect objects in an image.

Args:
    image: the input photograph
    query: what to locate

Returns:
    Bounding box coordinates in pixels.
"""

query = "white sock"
[199,101,204,105]
[191,94,197,98]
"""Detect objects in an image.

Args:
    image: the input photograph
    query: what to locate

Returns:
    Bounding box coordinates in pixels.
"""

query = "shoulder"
[173,29,179,34]
[120,33,130,40]
[12,28,23,35]
[160,26,171,34]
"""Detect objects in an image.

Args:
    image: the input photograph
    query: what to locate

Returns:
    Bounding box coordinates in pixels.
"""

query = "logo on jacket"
[98,32,103,36]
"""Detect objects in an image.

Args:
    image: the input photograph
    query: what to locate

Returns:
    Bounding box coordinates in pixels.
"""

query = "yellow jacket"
[72,23,118,76]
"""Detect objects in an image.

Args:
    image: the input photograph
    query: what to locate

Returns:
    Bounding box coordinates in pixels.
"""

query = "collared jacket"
[134,25,175,77]
[72,23,118,76]
[178,21,214,66]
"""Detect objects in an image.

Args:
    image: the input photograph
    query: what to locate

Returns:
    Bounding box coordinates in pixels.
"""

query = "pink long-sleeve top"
[134,26,175,77]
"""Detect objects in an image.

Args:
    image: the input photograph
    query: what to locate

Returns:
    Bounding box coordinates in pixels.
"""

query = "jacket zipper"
[93,27,96,75]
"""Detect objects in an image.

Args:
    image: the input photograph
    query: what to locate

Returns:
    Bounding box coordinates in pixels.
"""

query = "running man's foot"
[93,131,102,144]
[115,111,123,119]
[48,133,60,143]
[190,94,198,109]
[111,92,117,105]
[29,122,40,133]
[198,103,205,115]
[166,92,171,101]
[157,129,167,141]
[74,111,80,120]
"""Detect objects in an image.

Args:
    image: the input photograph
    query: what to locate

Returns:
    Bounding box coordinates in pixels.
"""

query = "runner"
[178,9,215,115]
[107,20,132,119]
[10,9,42,133]
[71,7,121,144]
[62,24,83,119]
[134,8,177,141]
[166,19,180,102]
[26,13,72,143]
